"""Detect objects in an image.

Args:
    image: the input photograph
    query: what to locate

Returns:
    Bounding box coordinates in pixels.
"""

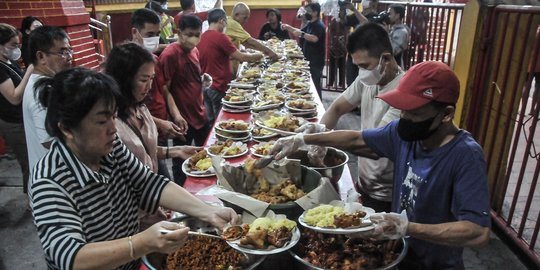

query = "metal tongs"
[253,155,275,169]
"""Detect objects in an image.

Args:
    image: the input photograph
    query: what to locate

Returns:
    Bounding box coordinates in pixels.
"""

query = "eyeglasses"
[45,49,73,58]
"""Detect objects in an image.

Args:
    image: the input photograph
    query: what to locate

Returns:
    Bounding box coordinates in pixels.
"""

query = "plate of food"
[251,100,283,112]
[298,202,376,234]
[207,139,248,159]
[222,106,252,113]
[254,111,307,136]
[284,92,314,101]
[222,93,253,105]
[215,119,253,134]
[251,141,275,157]
[222,215,300,255]
[182,150,215,177]
[227,88,256,95]
[262,72,282,81]
[256,92,285,103]
[215,130,251,142]
[285,99,317,112]
[241,67,262,79]
[251,127,278,140]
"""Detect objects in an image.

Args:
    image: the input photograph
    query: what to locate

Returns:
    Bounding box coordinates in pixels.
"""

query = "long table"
[183,83,355,202]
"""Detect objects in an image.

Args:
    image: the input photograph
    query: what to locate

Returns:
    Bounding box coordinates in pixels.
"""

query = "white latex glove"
[369,210,409,240]
[307,145,327,167]
[295,123,327,134]
[271,133,306,160]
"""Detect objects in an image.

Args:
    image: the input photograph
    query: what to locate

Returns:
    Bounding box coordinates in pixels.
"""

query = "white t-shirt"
[23,73,52,176]
[341,71,404,201]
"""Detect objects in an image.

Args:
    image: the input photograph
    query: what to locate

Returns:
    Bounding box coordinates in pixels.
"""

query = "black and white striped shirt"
[30,138,169,270]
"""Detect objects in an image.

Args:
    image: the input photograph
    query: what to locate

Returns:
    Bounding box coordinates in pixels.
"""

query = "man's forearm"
[407,221,490,247]
[245,38,274,55]
[304,130,378,159]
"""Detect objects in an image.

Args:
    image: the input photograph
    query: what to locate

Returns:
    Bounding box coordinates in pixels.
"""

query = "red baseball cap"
[377,61,460,111]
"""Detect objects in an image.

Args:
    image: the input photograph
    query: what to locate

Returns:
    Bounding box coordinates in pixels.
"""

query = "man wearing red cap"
[271,61,491,269]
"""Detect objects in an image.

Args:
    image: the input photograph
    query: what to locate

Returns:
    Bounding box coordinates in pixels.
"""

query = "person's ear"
[441,106,455,122]
[58,122,74,141]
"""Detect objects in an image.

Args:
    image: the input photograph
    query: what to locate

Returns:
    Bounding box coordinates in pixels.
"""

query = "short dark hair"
[180,0,194,10]
[28,26,69,65]
[307,3,321,17]
[104,43,154,120]
[145,1,165,14]
[266,8,282,22]
[347,23,393,58]
[0,23,18,45]
[390,4,406,20]
[208,8,227,24]
[131,8,161,30]
[179,14,202,31]
[35,67,120,142]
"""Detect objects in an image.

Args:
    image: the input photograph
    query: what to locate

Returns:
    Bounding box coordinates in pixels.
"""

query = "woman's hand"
[199,206,240,230]
[169,146,203,160]
[140,221,190,254]
[173,115,189,134]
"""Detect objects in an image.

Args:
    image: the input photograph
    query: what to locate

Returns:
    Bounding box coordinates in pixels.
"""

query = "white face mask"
[142,36,160,52]
[161,3,168,10]
[3,46,21,61]
[357,56,384,86]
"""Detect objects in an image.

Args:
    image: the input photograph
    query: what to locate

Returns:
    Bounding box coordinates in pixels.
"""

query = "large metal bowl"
[141,217,266,270]
[223,165,322,220]
[289,230,408,270]
[287,147,349,189]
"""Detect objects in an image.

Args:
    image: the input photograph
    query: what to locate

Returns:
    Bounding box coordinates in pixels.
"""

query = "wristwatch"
[300,32,305,39]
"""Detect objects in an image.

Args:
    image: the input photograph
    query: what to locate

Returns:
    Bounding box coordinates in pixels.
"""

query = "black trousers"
[172,123,210,186]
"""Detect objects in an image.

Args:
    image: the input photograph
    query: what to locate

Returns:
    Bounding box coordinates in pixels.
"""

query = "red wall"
[0,0,100,70]
[108,8,303,46]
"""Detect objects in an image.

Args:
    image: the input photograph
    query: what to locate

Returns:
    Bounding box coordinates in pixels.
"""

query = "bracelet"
[300,32,305,39]
[166,146,170,159]
[128,235,135,259]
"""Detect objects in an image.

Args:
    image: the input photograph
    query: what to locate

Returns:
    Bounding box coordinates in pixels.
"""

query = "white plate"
[254,113,307,136]
[222,99,252,106]
[226,227,300,255]
[215,120,253,134]
[251,102,283,112]
[251,129,279,140]
[222,106,252,113]
[207,143,248,159]
[250,142,275,158]
[284,101,317,113]
[222,103,252,110]
[298,207,376,235]
[215,132,251,142]
[228,82,257,89]
[181,158,215,178]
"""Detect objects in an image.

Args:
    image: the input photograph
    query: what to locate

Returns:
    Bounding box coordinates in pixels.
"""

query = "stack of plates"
[222,95,253,113]
[214,120,252,142]
[284,99,318,119]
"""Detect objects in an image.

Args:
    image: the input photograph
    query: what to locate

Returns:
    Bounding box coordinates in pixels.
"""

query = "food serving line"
[140,39,407,270]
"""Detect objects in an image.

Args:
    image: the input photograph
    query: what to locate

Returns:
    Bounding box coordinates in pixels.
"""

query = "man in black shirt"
[282,2,326,97]
[258,8,290,41]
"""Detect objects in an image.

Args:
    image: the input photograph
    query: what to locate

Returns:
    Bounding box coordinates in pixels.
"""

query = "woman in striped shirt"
[29,67,238,270]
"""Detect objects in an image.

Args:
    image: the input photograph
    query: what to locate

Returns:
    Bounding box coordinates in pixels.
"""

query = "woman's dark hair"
[21,16,43,37]
[307,3,321,17]
[347,23,393,58]
[0,23,18,45]
[104,42,154,120]
[266,8,282,23]
[179,14,202,31]
[35,67,120,141]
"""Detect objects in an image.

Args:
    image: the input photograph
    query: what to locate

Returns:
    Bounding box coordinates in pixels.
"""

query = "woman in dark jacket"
[258,8,290,41]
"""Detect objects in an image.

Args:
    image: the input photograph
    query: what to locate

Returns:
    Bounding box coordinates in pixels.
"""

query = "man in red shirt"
[174,0,222,30]
[197,8,263,123]
[160,15,211,185]
[131,8,183,179]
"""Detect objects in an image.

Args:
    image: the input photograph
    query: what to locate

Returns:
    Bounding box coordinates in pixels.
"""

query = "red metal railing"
[467,5,540,267]
[323,1,465,92]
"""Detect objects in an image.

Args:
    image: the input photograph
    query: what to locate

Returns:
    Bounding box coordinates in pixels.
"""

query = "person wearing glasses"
[22,26,72,175]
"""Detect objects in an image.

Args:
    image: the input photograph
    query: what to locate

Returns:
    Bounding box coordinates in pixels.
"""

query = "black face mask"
[397,115,440,142]
[304,13,312,21]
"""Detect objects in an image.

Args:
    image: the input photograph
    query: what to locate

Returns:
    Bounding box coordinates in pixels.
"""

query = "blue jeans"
[203,87,225,125]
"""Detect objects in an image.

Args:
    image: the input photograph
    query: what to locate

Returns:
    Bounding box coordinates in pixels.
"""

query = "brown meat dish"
[166,235,247,270]
[294,229,400,270]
